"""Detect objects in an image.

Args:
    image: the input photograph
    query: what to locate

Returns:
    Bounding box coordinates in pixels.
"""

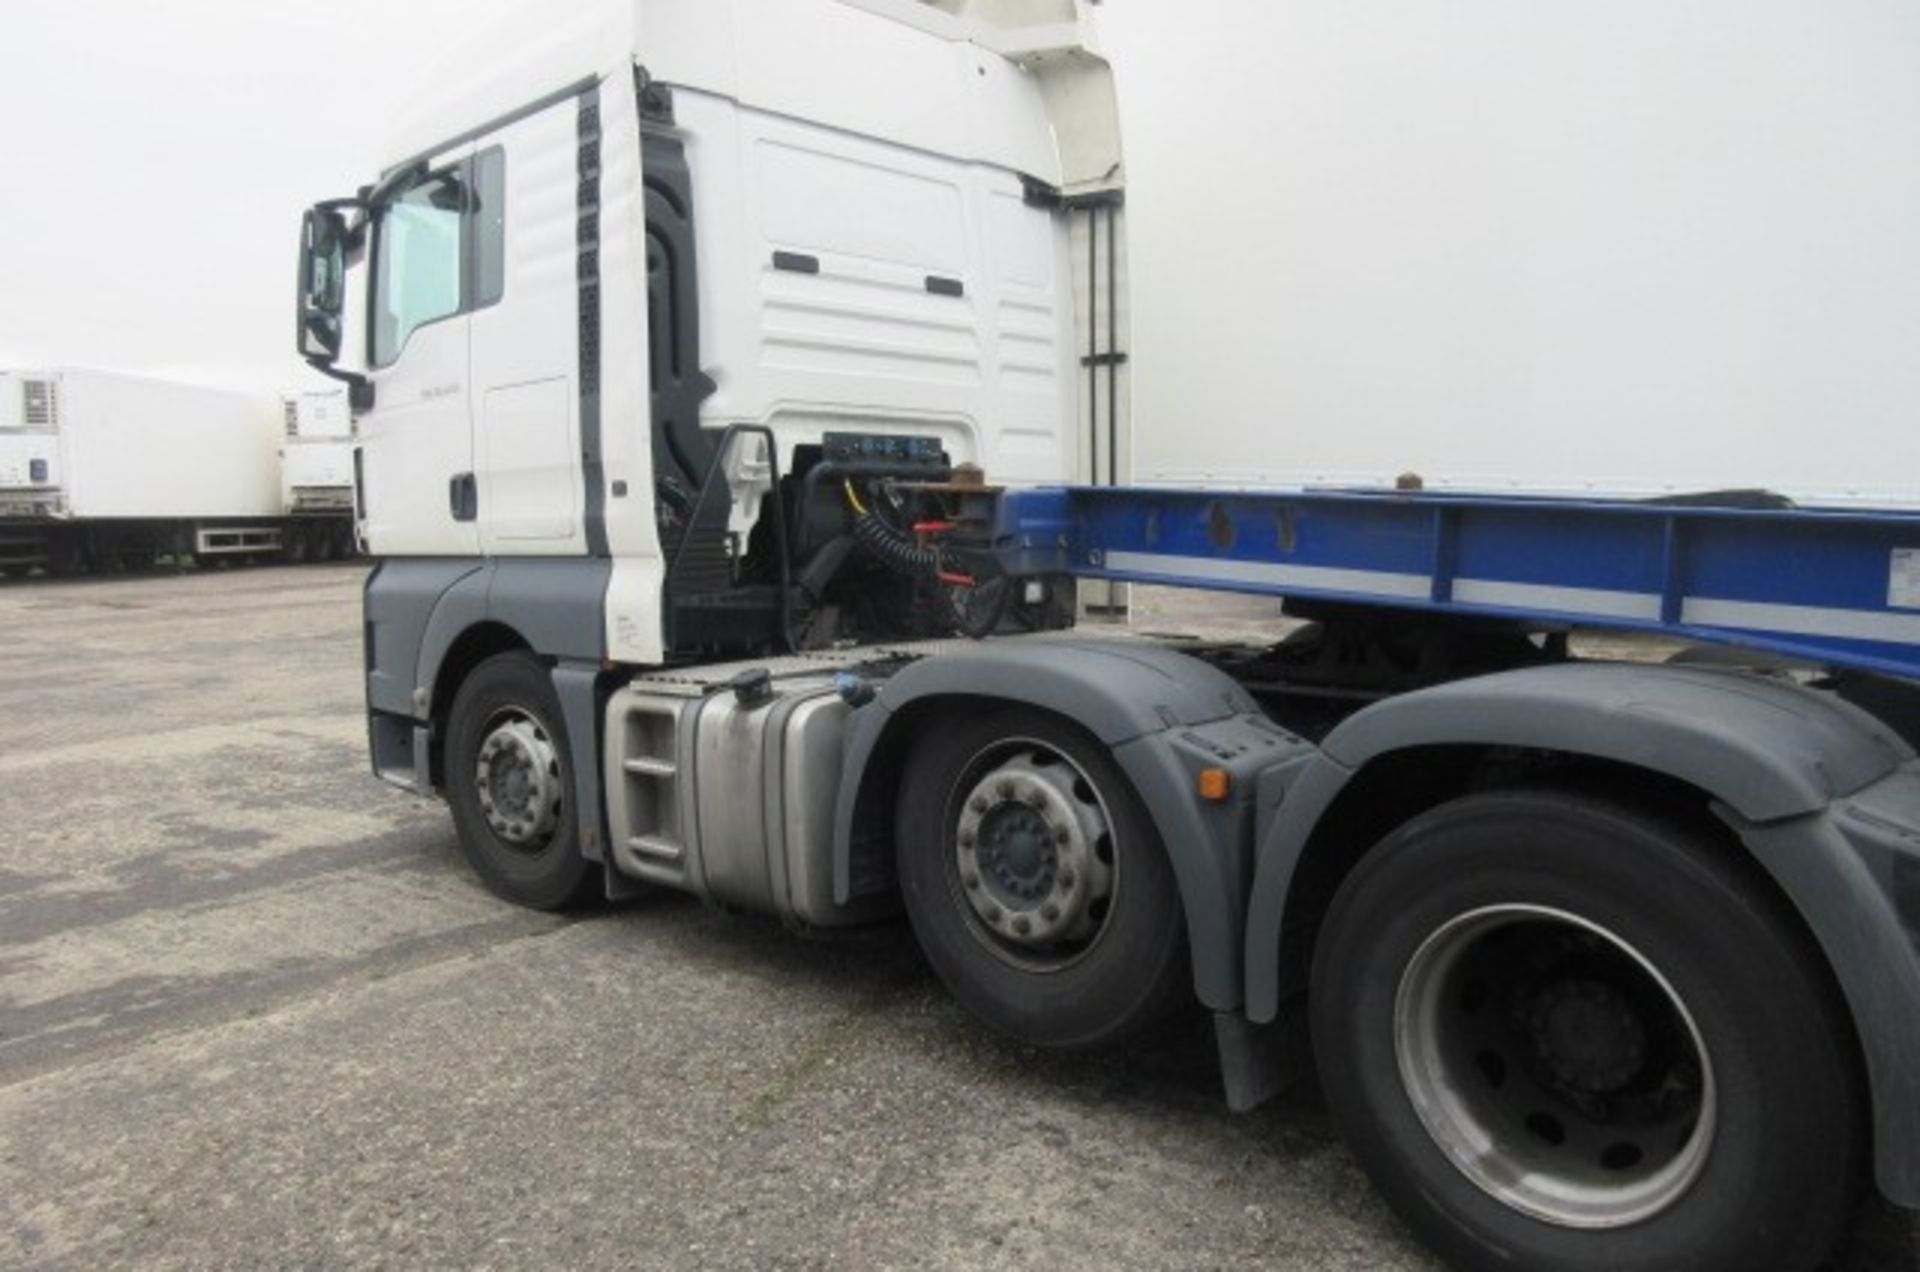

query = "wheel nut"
[1012,917,1031,936]
[1059,870,1075,888]
[970,795,989,813]
[963,872,981,890]
[1041,904,1060,921]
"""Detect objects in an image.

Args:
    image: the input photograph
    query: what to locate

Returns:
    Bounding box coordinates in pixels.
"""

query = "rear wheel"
[1310,789,1862,1272]
[895,706,1188,1049]
[46,536,83,578]
[445,652,596,910]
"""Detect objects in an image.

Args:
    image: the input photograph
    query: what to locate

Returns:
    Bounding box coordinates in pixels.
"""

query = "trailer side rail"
[1001,486,1920,680]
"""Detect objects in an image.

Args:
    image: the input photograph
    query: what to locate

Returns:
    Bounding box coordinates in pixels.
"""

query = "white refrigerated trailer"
[279,387,358,561]
[0,368,355,575]
[292,3,1920,1270]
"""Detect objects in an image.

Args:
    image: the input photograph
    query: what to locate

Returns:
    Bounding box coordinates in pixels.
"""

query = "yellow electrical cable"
[842,479,869,518]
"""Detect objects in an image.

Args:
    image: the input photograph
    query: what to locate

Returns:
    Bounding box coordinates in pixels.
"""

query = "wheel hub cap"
[954,751,1113,951]
[474,713,562,849]
[1529,978,1647,1095]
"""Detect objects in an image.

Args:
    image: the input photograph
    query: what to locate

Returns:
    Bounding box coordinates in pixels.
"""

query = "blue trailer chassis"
[1003,486,1920,680]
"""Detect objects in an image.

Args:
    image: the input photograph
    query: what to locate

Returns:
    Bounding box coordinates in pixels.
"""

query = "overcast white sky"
[0,0,519,392]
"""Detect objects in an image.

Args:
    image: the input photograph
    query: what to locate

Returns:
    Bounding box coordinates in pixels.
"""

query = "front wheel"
[895,706,1188,1049]
[1310,789,1862,1272]
[445,652,596,910]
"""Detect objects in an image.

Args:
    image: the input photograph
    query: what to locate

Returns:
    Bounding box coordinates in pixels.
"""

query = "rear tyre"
[445,652,596,911]
[1309,789,1862,1272]
[895,705,1188,1049]
[46,536,83,578]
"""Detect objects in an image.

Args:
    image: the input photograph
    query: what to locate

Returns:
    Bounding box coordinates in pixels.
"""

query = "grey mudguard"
[1751,768,1920,1205]
[1239,661,1920,1206]
[364,557,612,836]
[485,558,611,663]
[366,557,613,724]
[364,560,485,719]
[830,640,1302,1008]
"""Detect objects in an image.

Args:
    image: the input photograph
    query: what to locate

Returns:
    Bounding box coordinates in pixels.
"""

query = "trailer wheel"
[46,536,83,578]
[1310,789,1861,1272]
[895,706,1187,1049]
[444,653,596,911]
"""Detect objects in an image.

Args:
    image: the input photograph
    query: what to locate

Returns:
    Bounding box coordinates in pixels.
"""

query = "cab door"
[358,149,480,557]
[466,105,587,553]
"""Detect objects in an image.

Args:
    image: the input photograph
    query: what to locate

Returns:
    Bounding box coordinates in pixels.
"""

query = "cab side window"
[372,172,464,368]
[369,147,508,368]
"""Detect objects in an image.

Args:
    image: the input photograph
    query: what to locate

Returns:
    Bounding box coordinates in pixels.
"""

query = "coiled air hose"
[844,480,964,582]
[842,479,1006,636]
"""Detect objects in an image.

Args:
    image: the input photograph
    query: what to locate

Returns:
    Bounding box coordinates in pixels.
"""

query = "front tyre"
[445,652,596,911]
[1310,790,1862,1272]
[895,706,1188,1049]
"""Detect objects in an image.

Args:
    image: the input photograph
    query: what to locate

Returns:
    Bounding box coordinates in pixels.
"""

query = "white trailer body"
[0,369,356,573]
[280,388,356,516]
[1100,0,1920,508]
[0,369,281,519]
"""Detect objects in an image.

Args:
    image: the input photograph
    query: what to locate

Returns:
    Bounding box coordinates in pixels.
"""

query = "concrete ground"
[0,566,1912,1270]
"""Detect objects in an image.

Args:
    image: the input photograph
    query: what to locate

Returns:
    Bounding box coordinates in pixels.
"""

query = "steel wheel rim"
[473,707,564,853]
[945,737,1118,972]
[1393,903,1717,1229]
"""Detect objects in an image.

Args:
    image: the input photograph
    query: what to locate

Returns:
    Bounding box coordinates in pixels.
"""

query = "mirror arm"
[364,162,427,212]
[305,357,374,413]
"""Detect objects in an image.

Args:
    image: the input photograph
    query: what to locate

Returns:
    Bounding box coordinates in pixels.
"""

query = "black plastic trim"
[644,132,718,526]
[925,275,965,298]
[772,251,821,275]
[635,64,675,125]
[578,85,609,557]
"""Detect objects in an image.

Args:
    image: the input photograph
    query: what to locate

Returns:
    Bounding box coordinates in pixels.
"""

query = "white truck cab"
[302,0,1118,663]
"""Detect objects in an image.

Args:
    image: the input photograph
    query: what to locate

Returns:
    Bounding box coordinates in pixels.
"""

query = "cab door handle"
[449,472,477,522]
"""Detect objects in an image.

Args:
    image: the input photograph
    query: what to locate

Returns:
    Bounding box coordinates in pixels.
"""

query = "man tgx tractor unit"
[295,2,1920,1268]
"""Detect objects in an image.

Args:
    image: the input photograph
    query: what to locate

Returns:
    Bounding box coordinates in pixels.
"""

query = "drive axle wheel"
[1310,789,1863,1272]
[896,706,1187,1049]
[445,652,595,910]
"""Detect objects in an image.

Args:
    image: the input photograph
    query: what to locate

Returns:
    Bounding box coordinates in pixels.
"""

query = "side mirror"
[297,206,348,363]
